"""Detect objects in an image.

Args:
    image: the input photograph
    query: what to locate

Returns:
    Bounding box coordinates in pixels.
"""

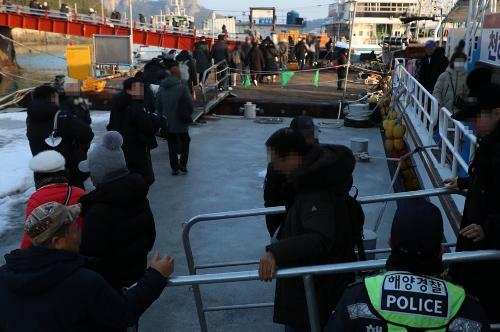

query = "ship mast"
[170,0,186,16]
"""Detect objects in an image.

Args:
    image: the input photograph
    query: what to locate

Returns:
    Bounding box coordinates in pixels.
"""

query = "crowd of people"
[0,35,499,332]
[191,33,337,87]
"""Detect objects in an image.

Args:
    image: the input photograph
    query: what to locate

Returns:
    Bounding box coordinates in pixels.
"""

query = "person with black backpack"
[259,128,359,331]
[264,116,319,238]
[156,62,194,176]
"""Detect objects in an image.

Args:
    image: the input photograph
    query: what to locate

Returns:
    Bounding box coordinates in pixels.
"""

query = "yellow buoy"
[385,139,394,151]
[394,138,405,150]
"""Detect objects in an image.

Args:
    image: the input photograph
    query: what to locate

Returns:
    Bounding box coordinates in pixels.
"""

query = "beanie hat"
[391,200,443,256]
[29,150,66,173]
[425,40,437,48]
[79,131,128,186]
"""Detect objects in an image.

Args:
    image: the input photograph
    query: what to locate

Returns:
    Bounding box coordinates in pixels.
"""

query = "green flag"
[242,74,252,87]
[312,70,320,87]
[280,71,295,87]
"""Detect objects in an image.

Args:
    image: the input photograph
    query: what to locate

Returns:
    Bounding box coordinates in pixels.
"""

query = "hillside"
[115,0,212,25]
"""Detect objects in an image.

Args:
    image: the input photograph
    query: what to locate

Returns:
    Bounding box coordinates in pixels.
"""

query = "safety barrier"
[199,60,230,115]
[438,107,478,177]
[392,64,439,145]
[182,187,463,332]
[170,249,500,332]
[0,4,196,36]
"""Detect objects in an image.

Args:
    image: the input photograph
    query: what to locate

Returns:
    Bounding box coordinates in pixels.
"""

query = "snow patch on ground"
[0,111,109,235]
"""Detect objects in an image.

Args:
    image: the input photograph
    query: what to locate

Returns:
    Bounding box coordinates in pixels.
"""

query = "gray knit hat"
[79,131,127,185]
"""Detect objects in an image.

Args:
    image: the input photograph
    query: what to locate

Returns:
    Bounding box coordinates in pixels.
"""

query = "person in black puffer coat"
[260,37,279,81]
[264,116,319,238]
[193,37,211,83]
[26,85,94,189]
[107,77,162,186]
[260,128,357,330]
[79,131,156,293]
[447,81,500,323]
[142,58,166,113]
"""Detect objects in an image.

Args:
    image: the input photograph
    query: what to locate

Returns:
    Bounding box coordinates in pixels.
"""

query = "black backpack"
[329,186,366,262]
[347,186,366,261]
[177,84,194,124]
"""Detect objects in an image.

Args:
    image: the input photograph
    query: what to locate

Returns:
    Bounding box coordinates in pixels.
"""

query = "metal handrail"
[182,187,463,332]
[171,250,500,286]
[168,250,500,332]
[393,64,439,145]
[200,60,230,114]
[439,106,478,177]
[194,242,458,270]
[0,4,196,36]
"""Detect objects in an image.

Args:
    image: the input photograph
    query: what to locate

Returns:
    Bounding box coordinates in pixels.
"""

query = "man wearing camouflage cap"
[0,202,174,332]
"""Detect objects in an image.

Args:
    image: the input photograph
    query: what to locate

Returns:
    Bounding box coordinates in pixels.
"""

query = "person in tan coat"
[433,53,469,113]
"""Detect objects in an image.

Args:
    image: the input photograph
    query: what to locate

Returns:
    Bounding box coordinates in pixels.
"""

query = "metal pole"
[211,11,216,50]
[129,0,133,69]
[337,1,357,120]
[182,217,210,332]
[100,0,104,21]
[303,275,321,332]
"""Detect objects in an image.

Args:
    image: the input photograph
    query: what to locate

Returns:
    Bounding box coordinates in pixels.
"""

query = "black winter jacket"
[417,48,449,93]
[193,41,211,73]
[26,100,94,186]
[211,41,230,65]
[326,277,491,332]
[79,172,156,291]
[263,163,288,237]
[295,41,307,59]
[267,145,357,329]
[0,246,165,332]
[337,54,348,77]
[450,124,500,321]
[249,45,265,73]
[142,60,166,113]
[108,92,160,186]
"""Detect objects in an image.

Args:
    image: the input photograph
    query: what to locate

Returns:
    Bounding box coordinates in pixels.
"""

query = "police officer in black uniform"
[326,200,491,332]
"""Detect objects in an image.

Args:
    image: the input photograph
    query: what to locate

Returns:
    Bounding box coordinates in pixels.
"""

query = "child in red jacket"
[21,150,86,249]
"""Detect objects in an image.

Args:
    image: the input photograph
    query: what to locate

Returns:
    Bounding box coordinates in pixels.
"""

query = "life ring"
[363,38,370,44]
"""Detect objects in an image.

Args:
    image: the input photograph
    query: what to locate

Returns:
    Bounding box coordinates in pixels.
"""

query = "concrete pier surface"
[140,116,394,331]
[0,111,395,332]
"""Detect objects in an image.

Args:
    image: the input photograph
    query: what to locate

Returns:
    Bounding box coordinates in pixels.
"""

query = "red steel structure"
[0,6,236,49]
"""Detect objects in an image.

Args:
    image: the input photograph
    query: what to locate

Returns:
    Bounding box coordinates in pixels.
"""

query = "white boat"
[325,0,454,54]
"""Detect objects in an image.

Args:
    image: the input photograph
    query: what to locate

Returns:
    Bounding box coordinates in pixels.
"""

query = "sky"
[197,0,331,20]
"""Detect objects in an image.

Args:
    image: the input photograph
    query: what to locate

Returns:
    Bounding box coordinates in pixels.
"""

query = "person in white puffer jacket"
[433,53,469,113]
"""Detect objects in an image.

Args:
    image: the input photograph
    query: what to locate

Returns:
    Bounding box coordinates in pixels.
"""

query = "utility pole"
[129,0,133,69]
[101,0,104,22]
[337,1,357,122]
[211,11,216,48]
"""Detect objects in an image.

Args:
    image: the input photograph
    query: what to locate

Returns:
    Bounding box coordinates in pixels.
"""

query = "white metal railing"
[0,4,196,36]
[393,64,439,145]
[182,188,464,332]
[439,107,478,177]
